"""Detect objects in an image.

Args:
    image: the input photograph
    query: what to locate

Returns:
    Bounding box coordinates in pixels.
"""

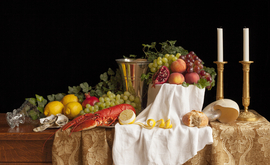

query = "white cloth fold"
[113,83,213,165]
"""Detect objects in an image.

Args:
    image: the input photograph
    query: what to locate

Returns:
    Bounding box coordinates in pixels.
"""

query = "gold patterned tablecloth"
[52,111,270,165]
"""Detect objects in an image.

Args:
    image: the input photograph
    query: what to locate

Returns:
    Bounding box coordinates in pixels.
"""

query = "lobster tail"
[61,113,95,131]
[71,119,98,132]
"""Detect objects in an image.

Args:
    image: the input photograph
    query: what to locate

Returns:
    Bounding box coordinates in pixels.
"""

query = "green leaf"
[26,98,37,106]
[80,82,89,93]
[168,40,177,46]
[100,72,108,82]
[107,68,115,76]
[35,94,44,102]
[37,99,47,108]
[95,89,103,97]
[55,93,65,101]
[37,107,44,113]
[28,110,39,120]
[68,86,81,94]
[195,78,211,89]
[97,82,103,87]
[47,94,55,102]
[182,82,189,87]
[75,93,84,100]
[129,54,137,58]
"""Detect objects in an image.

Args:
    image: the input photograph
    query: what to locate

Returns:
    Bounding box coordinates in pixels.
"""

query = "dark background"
[1,1,269,120]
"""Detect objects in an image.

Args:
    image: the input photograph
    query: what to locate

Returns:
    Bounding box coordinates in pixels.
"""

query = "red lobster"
[61,103,136,132]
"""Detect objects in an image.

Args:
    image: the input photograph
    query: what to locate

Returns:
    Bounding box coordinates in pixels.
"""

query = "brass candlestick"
[214,61,227,100]
[237,61,259,121]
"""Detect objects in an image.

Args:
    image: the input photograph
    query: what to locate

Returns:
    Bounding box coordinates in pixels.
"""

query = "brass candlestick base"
[237,61,259,121]
[214,61,227,100]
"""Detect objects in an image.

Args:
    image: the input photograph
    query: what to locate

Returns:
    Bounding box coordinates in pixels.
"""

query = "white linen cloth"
[113,83,213,165]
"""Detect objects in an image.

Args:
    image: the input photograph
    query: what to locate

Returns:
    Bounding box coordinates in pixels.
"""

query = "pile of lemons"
[43,94,83,119]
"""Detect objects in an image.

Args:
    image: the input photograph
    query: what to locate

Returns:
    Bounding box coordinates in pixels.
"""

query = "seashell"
[33,115,57,132]
[40,114,57,124]
[203,99,240,123]
[55,114,69,126]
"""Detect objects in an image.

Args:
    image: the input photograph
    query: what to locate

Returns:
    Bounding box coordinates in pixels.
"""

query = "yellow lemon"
[61,94,79,106]
[118,110,136,125]
[44,101,64,116]
[63,101,83,119]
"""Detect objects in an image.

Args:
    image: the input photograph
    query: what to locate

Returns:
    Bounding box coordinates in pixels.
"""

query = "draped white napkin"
[113,83,213,165]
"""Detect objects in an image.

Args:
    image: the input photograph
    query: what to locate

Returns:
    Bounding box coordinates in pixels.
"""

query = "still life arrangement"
[6,40,225,132]
[5,26,265,165]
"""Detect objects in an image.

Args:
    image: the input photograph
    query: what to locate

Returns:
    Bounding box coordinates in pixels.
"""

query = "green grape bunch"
[148,53,181,73]
[80,90,141,116]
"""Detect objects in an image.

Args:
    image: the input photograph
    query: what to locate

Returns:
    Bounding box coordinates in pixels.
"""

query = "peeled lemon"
[44,101,64,116]
[118,110,136,125]
[63,101,83,119]
[134,119,172,129]
[61,94,79,106]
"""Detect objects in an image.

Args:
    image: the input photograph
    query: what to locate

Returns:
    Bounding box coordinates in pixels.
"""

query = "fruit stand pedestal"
[0,113,55,164]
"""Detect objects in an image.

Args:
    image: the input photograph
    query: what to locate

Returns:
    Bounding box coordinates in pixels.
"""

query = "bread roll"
[182,110,209,128]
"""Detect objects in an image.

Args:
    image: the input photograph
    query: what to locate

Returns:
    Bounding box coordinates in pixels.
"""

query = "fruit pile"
[147,50,216,89]
[44,94,82,119]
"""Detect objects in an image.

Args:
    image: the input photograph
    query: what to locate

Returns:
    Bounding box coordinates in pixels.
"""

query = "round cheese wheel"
[202,99,240,123]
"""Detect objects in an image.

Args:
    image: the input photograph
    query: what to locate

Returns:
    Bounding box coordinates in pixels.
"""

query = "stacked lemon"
[44,101,64,116]
[61,94,82,119]
[44,94,83,119]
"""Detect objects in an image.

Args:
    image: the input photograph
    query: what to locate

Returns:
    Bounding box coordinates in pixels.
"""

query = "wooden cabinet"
[0,113,55,165]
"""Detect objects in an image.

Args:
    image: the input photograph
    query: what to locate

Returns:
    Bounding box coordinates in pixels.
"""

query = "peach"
[168,73,185,85]
[170,59,186,73]
[185,72,200,84]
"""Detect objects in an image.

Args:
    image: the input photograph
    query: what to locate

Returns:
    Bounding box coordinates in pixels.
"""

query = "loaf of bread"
[182,110,209,128]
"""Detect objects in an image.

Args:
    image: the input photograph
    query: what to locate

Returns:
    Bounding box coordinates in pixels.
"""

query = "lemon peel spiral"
[134,118,172,129]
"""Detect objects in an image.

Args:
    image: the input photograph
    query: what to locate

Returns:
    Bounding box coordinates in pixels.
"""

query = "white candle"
[217,28,223,62]
[243,28,249,61]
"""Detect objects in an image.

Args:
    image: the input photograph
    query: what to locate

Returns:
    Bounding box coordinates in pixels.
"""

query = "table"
[52,110,270,165]
[0,113,55,165]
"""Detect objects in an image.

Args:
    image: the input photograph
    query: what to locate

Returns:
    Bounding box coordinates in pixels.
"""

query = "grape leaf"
[95,89,103,97]
[35,94,44,102]
[195,78,211,89]
[26,98,37,106]
[35,94,47,112]
[75,93,84,100]
[47,93,65,102]
[107,68,115,76]
[182,82,189,87]
[55,93,65,101]
[100,72,108,82]
[37,107,44,113]
[47,94,55,102]
[28,109,39,120]
[68,86,81,94]
[37,99,47,110]
[80,82,90,93]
